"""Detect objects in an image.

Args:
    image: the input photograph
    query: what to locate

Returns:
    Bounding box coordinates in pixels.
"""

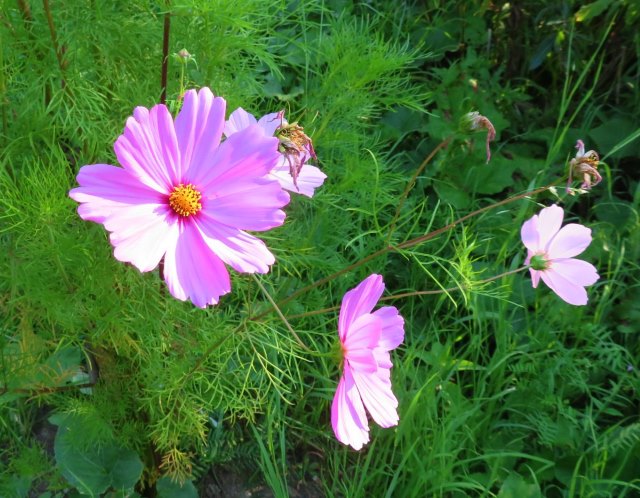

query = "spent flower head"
[567,139,601,194]
[461,111,496,163]
[69,88,289,308]
[225,108,326,197]
[521,204,599,305]
[332,274,404,450]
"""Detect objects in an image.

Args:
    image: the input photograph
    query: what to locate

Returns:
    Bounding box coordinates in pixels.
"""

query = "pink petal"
[204,180,288,231]
[371,306,404,352]
[541,259,600,306]
[539,267,588,305]
[162,222,231,307]
[529,268,541,288]
[175,88,226,180]
[256,111,283,136]
[537,205,564,249]
[193,212,275,273]
[224,107,258,137]
[70,164,166,224]
[114,105,178,192]
[107,205,177,272]
[192,124,280,193]
[270,161,326,198]
[343,314,381,374]
[352,368,399,428]
[520,215,540,252]
[550,258,599,287]
[338,274,385,342]
[373,348,392,369]
[331,368,369,450]
[547,223,592,259]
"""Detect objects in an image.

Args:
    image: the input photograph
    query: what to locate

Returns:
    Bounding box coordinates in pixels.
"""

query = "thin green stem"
[252,274,310,351]
[284,266,528,320]
[385,137,451,245]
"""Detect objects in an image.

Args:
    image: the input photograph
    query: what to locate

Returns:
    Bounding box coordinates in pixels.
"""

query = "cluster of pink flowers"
[69,90,601,452]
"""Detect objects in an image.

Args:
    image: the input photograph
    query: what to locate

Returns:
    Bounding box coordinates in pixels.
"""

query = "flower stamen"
[169,183,202,217]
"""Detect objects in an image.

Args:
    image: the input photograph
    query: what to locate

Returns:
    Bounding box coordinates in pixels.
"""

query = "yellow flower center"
[169,183,202,217]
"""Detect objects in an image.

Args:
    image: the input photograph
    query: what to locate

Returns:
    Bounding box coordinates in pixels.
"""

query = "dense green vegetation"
[1,1,639,496]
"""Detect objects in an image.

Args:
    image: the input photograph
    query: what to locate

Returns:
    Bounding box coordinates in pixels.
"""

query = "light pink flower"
[521,204,599,305]
[69,88,289,308]
[331,274,404,450]
[224,107,326,197]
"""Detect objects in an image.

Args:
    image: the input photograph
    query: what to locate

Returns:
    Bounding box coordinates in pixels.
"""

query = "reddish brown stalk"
[158,4,171,287]
[283,267,528,320]
[160,7,171,105]
[253,183,555,320]
[385,137,451,244]
[42,0,67,88]
[17,0,33,22]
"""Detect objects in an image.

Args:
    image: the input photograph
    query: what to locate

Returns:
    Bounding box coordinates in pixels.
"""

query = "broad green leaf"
[575,0,615,23]
[52,415,143,496]
[156,476,198,498]
[498,473,542,498]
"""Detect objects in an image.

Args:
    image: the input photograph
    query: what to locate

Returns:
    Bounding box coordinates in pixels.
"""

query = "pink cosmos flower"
[224,107,326,197]
[331,274,405,450]
[69,88,289,308]
[521,204,599,306]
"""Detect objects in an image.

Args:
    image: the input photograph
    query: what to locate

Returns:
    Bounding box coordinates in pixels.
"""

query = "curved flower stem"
[256,183,554,320]
[385,137,451,245]
[379,266,528,301]
[251,274,310,351]
[284,266,528,320]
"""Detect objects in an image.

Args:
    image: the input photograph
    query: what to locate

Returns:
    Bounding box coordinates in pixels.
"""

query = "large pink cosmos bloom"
[331,274,405,450]
[224,107,326,198]
[69,88,289,308]
[521,204,599,306]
